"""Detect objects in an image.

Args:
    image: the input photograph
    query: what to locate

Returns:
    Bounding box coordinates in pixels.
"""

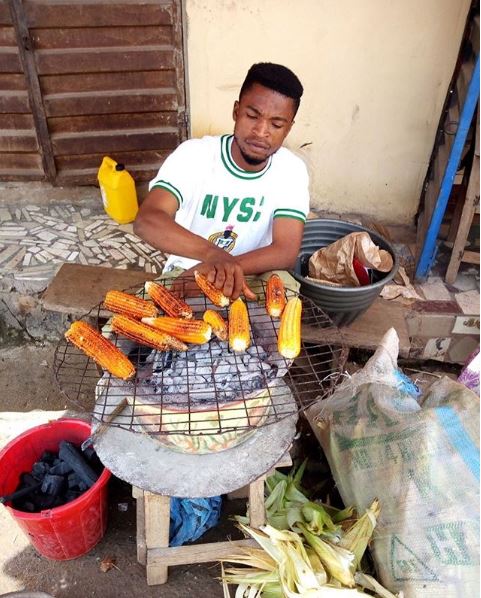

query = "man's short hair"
[239,62,304,113]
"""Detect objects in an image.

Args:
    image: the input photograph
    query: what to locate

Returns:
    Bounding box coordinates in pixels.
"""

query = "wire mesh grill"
[54,276,347,441]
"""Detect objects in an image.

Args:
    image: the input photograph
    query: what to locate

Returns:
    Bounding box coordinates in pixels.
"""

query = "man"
[134,62,309,300]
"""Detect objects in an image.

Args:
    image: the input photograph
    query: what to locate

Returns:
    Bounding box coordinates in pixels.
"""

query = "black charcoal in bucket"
[290,219,399,327]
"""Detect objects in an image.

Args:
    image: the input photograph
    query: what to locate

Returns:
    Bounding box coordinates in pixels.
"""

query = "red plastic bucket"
[0,418,111,560]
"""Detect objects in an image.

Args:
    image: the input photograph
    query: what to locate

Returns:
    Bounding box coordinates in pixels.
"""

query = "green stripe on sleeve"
[273,208,307,222]
[151,181,183,207]
[274,214,306,223]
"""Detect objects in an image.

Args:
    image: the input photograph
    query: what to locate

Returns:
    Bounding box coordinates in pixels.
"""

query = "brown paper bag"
[308,231,393,287]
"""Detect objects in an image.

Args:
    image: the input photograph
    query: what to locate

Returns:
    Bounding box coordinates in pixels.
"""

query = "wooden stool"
[132,453,292,586]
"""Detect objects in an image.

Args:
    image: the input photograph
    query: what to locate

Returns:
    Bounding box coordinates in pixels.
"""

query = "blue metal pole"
[415,54,480,280]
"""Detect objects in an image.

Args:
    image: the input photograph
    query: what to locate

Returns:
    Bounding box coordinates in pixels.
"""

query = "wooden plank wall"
[0,1,43,180]
[0,0,186,185]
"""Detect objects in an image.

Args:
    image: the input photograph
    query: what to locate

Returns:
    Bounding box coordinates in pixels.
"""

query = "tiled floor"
[0,204,166,283]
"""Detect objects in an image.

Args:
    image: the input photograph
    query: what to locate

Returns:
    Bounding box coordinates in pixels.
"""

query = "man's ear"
[233,100,239,121]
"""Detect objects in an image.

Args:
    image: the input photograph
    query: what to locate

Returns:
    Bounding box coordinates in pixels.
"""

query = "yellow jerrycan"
[97,156,139,224]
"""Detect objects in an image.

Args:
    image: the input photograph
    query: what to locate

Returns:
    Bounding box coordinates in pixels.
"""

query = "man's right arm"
[134,188,254,299]
[133,187,219,260]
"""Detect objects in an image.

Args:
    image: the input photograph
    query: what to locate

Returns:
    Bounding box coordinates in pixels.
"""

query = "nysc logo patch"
[208,225,238,252]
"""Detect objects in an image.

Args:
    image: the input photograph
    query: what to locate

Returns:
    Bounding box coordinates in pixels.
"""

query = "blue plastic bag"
[169,496,222,547]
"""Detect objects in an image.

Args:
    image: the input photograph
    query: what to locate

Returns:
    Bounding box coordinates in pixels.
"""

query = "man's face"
[232,82,296,170]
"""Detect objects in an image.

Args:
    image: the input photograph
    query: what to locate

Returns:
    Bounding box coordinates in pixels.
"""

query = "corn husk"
[299,524,356,588]
[338,499,380,569]
[355,572,402,598]
[223,464,399,598]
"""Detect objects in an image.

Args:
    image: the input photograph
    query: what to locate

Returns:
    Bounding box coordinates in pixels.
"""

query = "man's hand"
[171,257,257,301]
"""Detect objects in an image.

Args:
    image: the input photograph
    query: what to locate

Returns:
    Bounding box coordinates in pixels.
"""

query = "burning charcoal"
[59,441,99,489]
[31,461,49,480]
[40,451,56,465]
[41,474,65,497]
[49,461,72,476]
[128,344,152,365]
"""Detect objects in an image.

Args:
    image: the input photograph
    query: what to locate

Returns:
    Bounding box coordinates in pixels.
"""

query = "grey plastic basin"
[290,219,399,327]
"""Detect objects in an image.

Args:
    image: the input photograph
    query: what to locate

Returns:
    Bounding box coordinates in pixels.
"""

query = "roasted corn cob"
[144,281,193,319]
[228,298,250,352]
[203,309,228,341]
[265,273,287,318]
[111,314,188,352]
[65,320,135,380]
[104,289,158,319]
[278,297,302,359]
[141,316,212,345]
[194,271,230,307]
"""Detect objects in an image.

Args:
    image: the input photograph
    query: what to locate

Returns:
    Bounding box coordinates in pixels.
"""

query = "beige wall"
[184,0,470,224]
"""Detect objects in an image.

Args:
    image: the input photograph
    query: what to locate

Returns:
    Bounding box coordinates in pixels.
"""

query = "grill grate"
[54,277,347,442]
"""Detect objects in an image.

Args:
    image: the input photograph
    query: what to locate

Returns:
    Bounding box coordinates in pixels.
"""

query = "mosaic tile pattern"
[0,205,166,281]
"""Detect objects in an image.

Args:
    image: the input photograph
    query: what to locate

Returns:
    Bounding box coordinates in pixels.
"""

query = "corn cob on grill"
[228,298,250,352]
[104,289,158,319]
[111,314,188,352]
[142,316,212,345]
[65,320,135,380]
[265,273,287,318]
[194,271,230,307]
[203,309,228,341]
[278,297,302,359]
[144,281,193,319]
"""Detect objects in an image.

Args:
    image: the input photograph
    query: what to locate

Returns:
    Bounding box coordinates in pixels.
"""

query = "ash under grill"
[54,277,346,445]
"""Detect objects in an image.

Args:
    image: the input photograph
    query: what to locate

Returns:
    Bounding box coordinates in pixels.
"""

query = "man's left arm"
[235,217,305,274]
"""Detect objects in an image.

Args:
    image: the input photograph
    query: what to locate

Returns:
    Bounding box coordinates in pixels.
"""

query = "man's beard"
[238,145,267,166]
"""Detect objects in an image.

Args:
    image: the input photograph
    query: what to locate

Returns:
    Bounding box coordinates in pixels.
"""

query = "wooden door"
[0,0,187,185]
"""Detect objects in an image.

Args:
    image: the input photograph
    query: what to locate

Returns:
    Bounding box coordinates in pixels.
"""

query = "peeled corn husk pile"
[221,463,402,598]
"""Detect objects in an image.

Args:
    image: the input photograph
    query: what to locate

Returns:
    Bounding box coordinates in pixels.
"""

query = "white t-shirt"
[149,134,310,271]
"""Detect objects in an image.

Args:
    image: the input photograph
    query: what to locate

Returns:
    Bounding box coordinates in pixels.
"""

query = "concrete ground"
[0,340,238,598]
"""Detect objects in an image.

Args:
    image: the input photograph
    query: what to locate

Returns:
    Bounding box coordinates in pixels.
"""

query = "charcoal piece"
[41,474,65,497]
[15,500,36,512]
[59,441,98,488]
[49,461,72,476]
[81,446,103,471]
[65,490,81,503]
[1,481,42,505]
[40,451,56,465]
[82,446,96,461]
[128,344,152,366]
[31,461,49,480]
[36,494,57,510]
[78,481,88,492]
[68,472,81,489]
[20,473,37,487]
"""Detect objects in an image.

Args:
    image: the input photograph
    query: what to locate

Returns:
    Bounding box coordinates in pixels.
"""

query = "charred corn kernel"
[278,297,302,359]
[265,273,287,318]
[65,320,135,380]
[203,309,228,341]
[104,289,158,319]
[194,271,230,307]
[141,317,212,345]
[228,298,250,352]
[111,314,188,352]
[144,281,193,319]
